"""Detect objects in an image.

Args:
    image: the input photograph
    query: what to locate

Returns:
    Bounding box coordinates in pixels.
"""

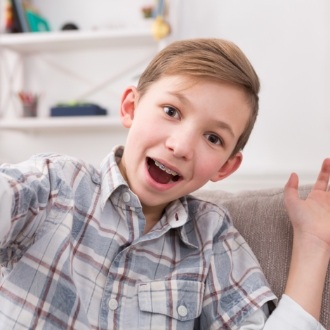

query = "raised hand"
[284,158,330,251]
[283,158,330,320]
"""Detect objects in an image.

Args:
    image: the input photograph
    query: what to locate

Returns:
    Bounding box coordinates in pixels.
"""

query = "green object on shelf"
[26,10,51,32]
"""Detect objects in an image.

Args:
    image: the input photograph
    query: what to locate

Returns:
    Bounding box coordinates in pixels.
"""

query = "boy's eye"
[163,106,180,119]
[205,133,223,146]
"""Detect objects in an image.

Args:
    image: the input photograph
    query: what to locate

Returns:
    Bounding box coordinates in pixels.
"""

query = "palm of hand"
[284,159,330,251]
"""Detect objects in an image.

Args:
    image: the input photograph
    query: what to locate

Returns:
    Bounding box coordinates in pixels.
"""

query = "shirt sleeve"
[239,294,326,330]
[0,155,60,261]
[0,175,13,243]
[0,161,49,250]
[263,294,325,330]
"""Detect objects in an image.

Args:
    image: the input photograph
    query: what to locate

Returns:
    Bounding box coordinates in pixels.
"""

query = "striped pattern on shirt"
[0,146,275,329]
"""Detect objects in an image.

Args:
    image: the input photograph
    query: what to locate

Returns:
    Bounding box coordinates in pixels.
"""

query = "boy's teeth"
[154,160,178,176]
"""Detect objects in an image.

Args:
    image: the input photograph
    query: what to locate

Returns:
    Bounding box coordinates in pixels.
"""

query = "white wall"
[168,0,330,190]
[1,0,329,191]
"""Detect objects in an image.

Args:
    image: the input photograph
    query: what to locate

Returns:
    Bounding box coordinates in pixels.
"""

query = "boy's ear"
[120,86,139,128]
[210,152,243,182]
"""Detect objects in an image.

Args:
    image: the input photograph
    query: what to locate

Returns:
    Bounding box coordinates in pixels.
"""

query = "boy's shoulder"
[2,153,100,187]
[186,193,229,217]
[29,152,84,164]
[184,193,233,235]
[28,152,93,170]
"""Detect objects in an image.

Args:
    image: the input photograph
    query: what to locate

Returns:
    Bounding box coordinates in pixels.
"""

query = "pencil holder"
[22,100,38,117]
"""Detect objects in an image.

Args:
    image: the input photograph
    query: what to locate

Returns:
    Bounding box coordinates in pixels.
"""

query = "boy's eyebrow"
[214,121,235,138]
[168,91,236,138]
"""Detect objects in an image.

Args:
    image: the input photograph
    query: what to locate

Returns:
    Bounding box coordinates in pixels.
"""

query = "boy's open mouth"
[147,157,181,184]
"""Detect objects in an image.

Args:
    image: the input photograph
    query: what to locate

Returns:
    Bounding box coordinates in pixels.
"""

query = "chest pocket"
[138,280,204,322]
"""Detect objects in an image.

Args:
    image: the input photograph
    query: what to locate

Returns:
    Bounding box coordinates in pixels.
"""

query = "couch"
[193,185,330,329]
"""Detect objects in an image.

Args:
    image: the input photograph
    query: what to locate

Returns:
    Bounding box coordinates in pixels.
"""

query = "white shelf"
[0,28,156,134]
[0,28,156,53]
[0,116,124,132]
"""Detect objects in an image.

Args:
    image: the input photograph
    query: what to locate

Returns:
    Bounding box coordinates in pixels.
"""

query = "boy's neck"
[142,205,164,234]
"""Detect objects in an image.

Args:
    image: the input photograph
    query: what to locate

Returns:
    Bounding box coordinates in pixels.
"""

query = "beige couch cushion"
[193,185,330,329]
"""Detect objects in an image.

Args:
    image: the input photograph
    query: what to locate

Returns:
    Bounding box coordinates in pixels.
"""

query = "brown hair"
[137,38,260,155]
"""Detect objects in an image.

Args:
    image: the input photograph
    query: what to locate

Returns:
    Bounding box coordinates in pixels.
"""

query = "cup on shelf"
[22,100,38,117]
[17,91,38,117]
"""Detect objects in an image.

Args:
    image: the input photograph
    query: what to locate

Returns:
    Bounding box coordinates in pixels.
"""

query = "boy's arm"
[0,175,13,243]
[240,157,330,330]
[283,158,330,320]
[0,157,54,252]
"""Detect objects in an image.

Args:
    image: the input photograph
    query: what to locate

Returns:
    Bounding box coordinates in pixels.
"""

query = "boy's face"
[119,75,250,215]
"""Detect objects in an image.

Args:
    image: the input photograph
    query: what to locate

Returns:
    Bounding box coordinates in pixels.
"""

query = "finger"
[285,172,299,190]
[284,172,299,205]
[313,158,330,191]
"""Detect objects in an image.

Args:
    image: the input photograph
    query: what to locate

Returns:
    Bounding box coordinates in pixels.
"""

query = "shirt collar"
[99,145,198,248]
[99,145,130,209]
[168,198,199,249]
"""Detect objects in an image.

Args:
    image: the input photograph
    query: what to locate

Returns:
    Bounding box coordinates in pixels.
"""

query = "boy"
[0,38,329,329]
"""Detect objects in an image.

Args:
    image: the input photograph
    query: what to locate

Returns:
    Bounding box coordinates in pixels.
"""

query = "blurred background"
[0,0,329,191]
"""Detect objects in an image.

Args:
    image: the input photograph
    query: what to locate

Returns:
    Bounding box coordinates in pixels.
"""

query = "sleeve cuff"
[267,294,325,330]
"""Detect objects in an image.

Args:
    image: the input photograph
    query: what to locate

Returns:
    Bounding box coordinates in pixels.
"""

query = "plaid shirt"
[0,146,275,329]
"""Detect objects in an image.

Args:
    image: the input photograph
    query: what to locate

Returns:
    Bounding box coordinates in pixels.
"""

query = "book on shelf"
[9,0,51,33]
[50,103,107,117]
[10,0,30,32]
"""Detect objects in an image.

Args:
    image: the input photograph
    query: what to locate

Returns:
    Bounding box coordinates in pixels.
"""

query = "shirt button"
[177,305,188,317]
[122,192,130,203]
[109,298,118,311]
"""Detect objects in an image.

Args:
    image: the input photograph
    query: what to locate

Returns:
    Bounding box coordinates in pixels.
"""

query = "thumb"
[284,172,299,206]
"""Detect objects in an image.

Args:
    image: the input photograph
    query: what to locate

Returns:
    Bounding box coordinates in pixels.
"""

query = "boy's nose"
[165,128,195,160]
